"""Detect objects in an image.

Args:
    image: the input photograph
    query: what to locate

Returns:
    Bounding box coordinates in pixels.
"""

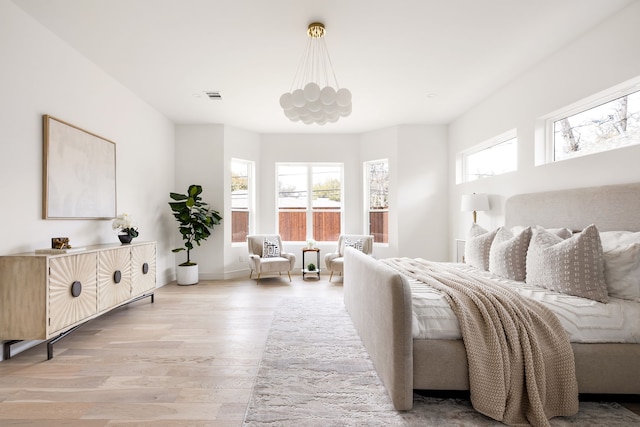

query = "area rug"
[243,297,640,426]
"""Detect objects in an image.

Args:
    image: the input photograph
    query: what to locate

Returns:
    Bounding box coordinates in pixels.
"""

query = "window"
[549,88,640,162]
[277,163,343,242]
[365,159,388,244]
[458,130,517,183]
[231,159,253,243]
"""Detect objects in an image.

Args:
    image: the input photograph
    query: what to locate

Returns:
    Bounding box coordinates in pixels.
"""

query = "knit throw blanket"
[381,258,579,427]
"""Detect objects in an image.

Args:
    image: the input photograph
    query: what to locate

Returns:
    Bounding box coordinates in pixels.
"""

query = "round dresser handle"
[71,281,82,298]
[113,270,122,283]
[142,262,149,274]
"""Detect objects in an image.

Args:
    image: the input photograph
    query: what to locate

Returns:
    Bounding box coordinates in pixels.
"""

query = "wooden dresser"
[0,241,156,359]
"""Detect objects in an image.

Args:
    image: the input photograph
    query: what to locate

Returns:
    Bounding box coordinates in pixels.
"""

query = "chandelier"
[279,22,352,125]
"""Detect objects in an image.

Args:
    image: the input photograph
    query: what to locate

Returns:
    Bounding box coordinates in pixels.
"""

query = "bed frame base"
[413,339,640,395]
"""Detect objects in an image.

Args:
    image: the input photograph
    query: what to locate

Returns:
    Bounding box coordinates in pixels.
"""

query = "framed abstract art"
[43,115,116,219]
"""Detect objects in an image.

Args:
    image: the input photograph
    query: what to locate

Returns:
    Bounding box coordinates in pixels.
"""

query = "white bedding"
[410,262,640,344]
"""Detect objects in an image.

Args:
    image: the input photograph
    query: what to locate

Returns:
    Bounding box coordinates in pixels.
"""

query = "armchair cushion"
[263,239,281,258]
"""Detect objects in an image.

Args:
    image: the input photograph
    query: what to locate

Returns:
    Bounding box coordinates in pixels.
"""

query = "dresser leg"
[3,340,21,360]
[47,323,84,360]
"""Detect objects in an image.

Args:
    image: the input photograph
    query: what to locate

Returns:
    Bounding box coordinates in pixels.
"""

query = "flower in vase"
[112,213,139,238]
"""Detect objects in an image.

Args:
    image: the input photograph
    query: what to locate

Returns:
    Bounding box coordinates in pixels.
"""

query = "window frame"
[230,158,254,245]
[456,129,517,184]
[538,76,640,165]
[364,158,389,245]
[275,162,344,243]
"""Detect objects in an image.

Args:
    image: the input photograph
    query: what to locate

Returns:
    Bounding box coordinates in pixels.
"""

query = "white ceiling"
[12,0,636,134]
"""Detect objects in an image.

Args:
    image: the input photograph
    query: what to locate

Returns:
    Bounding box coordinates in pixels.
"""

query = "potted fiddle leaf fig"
[169,184,222,285]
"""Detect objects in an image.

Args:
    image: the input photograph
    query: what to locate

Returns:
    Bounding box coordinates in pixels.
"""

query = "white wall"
[360,125,449,260]
[397,125,449,260]
[174,124,225,278]
[0,1,176,359]
[0,1,175,279]
[448,1,640,259]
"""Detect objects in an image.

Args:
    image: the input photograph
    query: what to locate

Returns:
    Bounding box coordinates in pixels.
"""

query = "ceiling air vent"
[205,91,222,100]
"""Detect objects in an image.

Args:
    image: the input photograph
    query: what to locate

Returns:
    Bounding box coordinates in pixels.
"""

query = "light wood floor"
[0,275,342,426]
[0,275,637,426]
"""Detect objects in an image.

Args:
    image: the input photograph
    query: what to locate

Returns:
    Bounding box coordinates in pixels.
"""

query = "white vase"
[177,264,199,286]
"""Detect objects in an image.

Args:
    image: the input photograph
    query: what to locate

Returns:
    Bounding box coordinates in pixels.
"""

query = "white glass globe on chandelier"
[279,22,352,125]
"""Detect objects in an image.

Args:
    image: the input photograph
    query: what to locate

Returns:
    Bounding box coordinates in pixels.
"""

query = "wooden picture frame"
[43,115,117,219]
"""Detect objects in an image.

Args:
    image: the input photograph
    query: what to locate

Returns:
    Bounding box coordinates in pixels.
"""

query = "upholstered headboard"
[504,182,640,232]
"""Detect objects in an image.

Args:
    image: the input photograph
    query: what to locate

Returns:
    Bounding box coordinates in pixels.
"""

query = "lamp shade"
[461,193,490,213]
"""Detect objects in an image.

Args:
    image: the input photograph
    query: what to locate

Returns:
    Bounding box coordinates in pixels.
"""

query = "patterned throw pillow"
[489,226,532,281]
[344,238,364,252]
[464,223,497,271]
[526,224,608,303]
[263,239,281,258]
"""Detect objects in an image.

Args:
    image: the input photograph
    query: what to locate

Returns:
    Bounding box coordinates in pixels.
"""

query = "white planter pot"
[177,264,199,286]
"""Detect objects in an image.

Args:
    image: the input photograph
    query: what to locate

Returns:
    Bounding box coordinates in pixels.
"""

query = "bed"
[343,182,640,422]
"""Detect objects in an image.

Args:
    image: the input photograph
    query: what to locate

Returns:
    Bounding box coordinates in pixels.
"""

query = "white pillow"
[600,231,640,249]
[526,224,608,303]
[511,225,573,240]
[465,223,497,271]
[603,244,640,301]
[489,226,531,282]
[599,231,640,301]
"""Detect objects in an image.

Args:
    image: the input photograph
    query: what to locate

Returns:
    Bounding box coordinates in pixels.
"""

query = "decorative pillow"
[511,225,573,240]
[263,239,281,258]
[598,231,640,301]
[526,224,608,303]
[465,223,497,271]
[343,238,364,253]
[602,244,640,301]
[547,227,575,239]
[489,226,532,282]
[600,231,640,249]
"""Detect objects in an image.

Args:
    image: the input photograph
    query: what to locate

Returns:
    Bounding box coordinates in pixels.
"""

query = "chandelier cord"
[320,37,340,90]
[290,38,311,93]
[290,34,341,91]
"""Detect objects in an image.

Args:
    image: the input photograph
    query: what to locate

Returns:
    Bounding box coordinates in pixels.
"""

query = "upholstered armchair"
[324,234,374,281]
[247,234,296,283]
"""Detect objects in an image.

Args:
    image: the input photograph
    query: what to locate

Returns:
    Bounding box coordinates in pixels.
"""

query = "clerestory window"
[549,88,640,162]
[457,130,517,183]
